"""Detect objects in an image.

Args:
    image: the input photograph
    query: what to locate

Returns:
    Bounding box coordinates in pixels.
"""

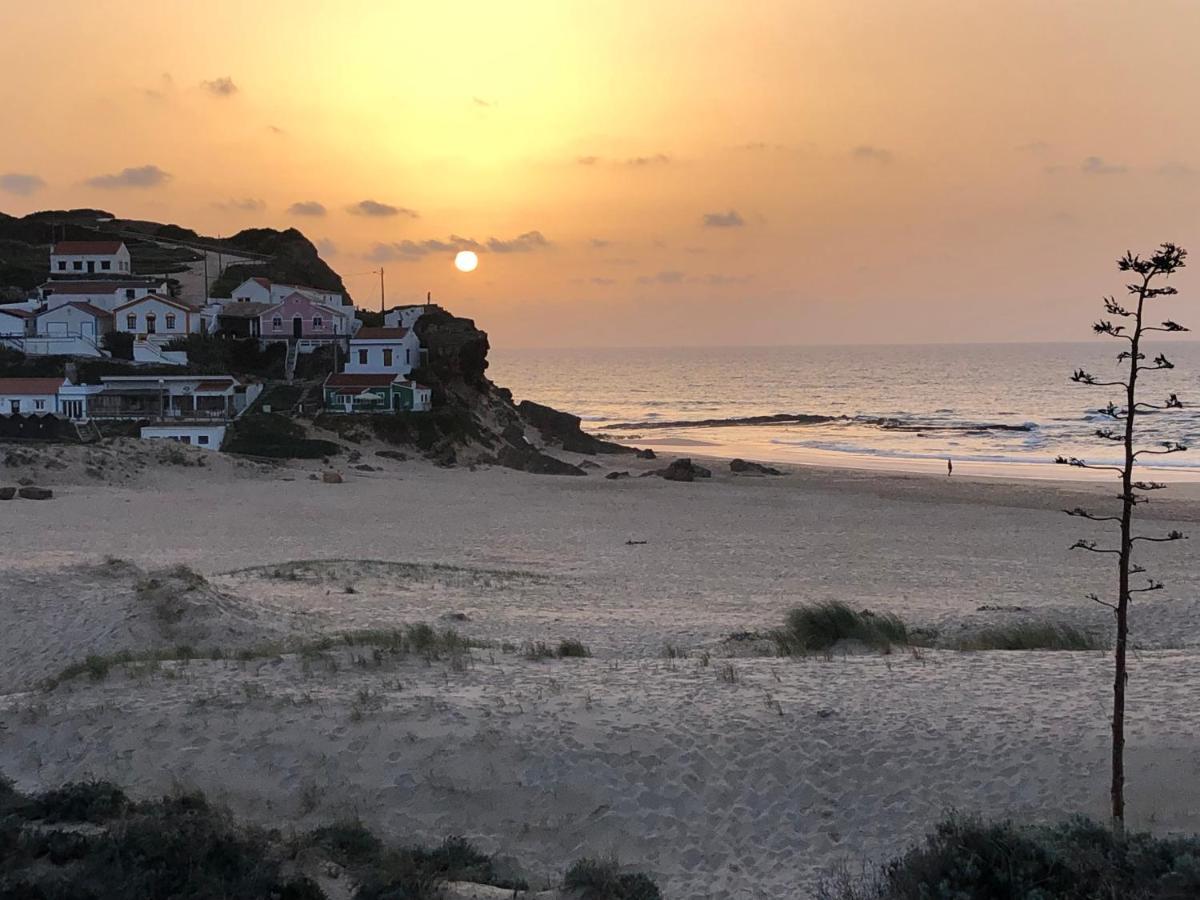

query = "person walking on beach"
[947,458,953,476]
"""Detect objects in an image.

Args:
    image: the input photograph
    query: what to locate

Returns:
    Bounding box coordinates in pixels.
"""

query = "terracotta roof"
[217,302,274,317]
[252,277,271,288]
[40,279,161,293]
[324,373,399,388]
[194,379,236,392]
[113,293,194,314]
[52,241,124,255]
[62,302,113,318]
[0,377,65,395]
[0,307,34,319]
[353,327,409,341]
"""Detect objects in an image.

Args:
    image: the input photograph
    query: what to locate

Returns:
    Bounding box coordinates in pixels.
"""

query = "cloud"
[348,200,418,218]
[213,197,265,212]
[702,209,745,228]
[85,164,171,189]
[268,125,286,135]
[1081,156,1127,175]
[472,96,493,107]
[577,156,601,166]
[367,235,483,262]
[625,154,671,166]
[144,72,174,102]
[851,145,893,164]
[695,273,753,285]
[637,270,685,285]
[0,173,46,196]
[589,238,612,248]
[590,277,616,286]
[317,238,338,257]
[287,200,327,216]
[487,230,550,253]
[202,76,238,97]
[1155,161,1196,178]
[1016,140,1050,154]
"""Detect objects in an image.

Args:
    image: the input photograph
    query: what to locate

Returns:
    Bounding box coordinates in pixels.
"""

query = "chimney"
[64,362,78,385]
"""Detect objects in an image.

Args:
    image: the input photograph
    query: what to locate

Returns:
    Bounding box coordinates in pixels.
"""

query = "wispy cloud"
[637,270,685,285]
[348,200,418,218]
[851,145,893,164]
[472,96,493,107]
[702,209,745,229]
[213,197,265,212]
[287,201,327,216]
[0,173,46,196]
[576,156,601,166]
[589,238,612,248]
[625,154,671,167]
[85,164,171,189]
[1081,156,1127,175]
[1016,140,1050,154]
[268,125,286,135]
[695,273,753,285]
[202,76,238,97]
[1155,161,1196,178]
[487,230,550,253]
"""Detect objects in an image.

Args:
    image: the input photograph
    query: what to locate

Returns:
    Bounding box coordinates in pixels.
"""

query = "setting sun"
[454,250,478,273]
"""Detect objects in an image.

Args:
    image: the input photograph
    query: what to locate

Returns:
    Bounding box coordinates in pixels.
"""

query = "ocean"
[489,342,1200,479]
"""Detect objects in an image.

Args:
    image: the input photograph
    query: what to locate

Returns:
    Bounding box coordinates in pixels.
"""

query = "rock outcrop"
[517,401,634,456]
[730,458,784,476]
[656,458,712,482]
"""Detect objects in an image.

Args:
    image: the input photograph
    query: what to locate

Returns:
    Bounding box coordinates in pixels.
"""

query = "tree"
[1060,243,1189,836]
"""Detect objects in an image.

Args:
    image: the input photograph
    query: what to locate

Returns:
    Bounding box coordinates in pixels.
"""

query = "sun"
[454,250,478,273]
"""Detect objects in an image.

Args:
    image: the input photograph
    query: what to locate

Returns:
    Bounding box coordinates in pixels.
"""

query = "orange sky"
[2,0,1198,347]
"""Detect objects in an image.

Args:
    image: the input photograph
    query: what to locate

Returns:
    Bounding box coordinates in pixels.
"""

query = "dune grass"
[819,814,1200,899]
[564,856,662,900]
[954,622,1106,651]
[774,601,911,654]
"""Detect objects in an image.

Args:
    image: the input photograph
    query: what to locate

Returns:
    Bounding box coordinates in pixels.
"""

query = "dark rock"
[605,471,630,480]
[321,471,343,484]
[636,448,657,459]
[658,458,711,482]
[494,446,585,476]
[353,464,378,472]
[17,477,34,486]
[442,612,470,622]
[0,487,14,500]
[580,460,601,469]
[18,486,53,500]
[375,450,408,462]
[518,400,634,456]
[730,458,784,476]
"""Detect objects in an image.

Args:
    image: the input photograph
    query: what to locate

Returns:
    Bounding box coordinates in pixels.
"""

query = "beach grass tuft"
[775,601,910,654]
[954,622,1106,651]
[565,856,663,900]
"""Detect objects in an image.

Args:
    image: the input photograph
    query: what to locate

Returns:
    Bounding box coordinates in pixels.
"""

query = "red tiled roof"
[0,377,65,395]
[252,277,271,288]
[194,379,236,392]
[354,326,409,340]
[324,373,399,388]
[52,241,124,255]
[0,307,34,319]
[63,302,113,318]
[113,293,194,313]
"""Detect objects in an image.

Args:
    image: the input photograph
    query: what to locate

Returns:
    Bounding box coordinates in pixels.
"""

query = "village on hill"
[0,232,434,451]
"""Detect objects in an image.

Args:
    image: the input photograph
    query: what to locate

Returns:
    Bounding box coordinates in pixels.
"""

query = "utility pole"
[379,268,385,313]
[203,250,209,301]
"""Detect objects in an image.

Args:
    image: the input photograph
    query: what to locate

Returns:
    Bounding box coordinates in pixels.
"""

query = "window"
[313,316,323,328]
[197,435,209,445]
[405,349,411,363]
[57,261,66,271]
[272,316,282,330]
[34,399,45,410]
[358,349,368,365]
[126,314,137,330]
[382,349,393,366]
[101,261,111,271]
[72,261,82,271]
[125,289,135,300]
[165,314,176,329]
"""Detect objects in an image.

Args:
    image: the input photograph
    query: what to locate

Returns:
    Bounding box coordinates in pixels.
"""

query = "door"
[9,401,18,415]
[87,261,95,273]
[81,321,95,339]
[146,314,156,334]
[292,316,303,339]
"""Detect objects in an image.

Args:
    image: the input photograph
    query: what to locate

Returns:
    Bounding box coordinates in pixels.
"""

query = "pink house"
[259,292,346,342]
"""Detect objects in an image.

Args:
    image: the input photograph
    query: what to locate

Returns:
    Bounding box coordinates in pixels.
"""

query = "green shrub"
[224,412,341,459]
[564,856,662,900]
[307,818,383,865]
[955,622,1106,651]
[775,602,910,653]
[557,639,592,658]
[820,814,1200,899]
[101,330,134,361]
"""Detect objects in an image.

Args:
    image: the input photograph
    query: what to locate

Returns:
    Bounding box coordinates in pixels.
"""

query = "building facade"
[50,241,132,276]
[114,294,197,338]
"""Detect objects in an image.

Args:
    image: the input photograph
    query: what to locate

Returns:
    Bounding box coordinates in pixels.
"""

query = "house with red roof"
[0,378,68,416]
[0,306,35,338]
[39,278,165,311]
[50,241,131,276]
[34,302,113,344]
[321,324,430,413]
[114,293,199,339]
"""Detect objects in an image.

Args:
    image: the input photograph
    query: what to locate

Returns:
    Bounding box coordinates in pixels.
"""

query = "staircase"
[284,341,299,383]
[72,420,103,444]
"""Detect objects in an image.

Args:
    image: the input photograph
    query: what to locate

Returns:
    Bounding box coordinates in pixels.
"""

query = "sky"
[1,0,1198,348]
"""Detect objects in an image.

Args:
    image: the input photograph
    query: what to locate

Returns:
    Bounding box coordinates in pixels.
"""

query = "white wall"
[36,305,108,340]
[231,278,272,303]
[384,306,426,328]
[117,297,193,336]
[273,284,344,306]
[345,335,418,375]
[50,246,131,276]
[44,285,155,311]
[0,391,59,415]
[140,424,226,450]
[0,311,30,336]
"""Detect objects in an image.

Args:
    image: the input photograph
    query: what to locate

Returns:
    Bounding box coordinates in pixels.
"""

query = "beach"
[3,443,1200,898]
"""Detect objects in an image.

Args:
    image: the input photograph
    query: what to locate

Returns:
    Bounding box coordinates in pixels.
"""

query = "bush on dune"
[820,814,1200,900]
[565,856,663,900]
[775,601,910,654]
[955,622,1106,651]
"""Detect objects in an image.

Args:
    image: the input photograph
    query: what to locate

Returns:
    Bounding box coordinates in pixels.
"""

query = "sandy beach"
[2,441,1199,898]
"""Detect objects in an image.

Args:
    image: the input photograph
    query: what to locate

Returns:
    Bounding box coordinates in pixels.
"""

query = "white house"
[0,306,35,337]
[39,279,166,311]
[384,304,431,329]
[35,302,113,342]
[344,326,421,377]
[50,241,131,276]
[114,294,197,339]
[227,276,347,309]
[140,423,227,449]
[0,378,67,416]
